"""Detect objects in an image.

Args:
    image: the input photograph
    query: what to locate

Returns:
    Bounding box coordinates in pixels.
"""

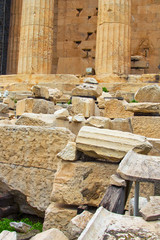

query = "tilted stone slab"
[117,150,160,182]
[140,196,160,221]
[72,84,102,98]
[125,102,160,113]
[0,125,75,215]
[78,207,160,240]
[76,126,152,162]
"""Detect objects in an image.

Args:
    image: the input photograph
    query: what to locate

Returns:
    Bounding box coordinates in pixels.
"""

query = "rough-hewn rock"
[72,114,85,123]
[110,174,126,187]
[140,196,160,221]
[54,109,69,120]
[43,203,77,234]
[104,99,133,118]
[135,84,160,103]
[0,103,9,114]
[0,125,75,215]
[57,142,77,161]
[0,231,17,240]
[51,161,117,206]
[72,84,102,98]
[15,113,56,127]
[10,222,31,233]
[97,92,112,109]
[125,102,160,113]
[72,97,95,118]
[30,228,69,240]
[16,98,55,116]
[109,118,132,132]
[86,116,110,128]
[83,78,98,84]
[32,85,62,101]
[78,207,160,240]
[76,126,152,162]
[117,150,160,182]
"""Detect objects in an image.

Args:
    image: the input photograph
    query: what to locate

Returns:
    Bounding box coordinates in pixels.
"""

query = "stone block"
[30,228,69,240]
[135,84,160,103]
[140,196,160,221]
[72,84,102,98]
[72,97,95,118]
[125,102,160,114]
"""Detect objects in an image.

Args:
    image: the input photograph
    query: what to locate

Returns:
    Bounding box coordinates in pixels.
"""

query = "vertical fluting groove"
[18,0,54,74]
[95,0,131,75]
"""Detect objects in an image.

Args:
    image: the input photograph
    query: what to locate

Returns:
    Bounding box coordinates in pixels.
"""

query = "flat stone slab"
[140,196,160,221]
[117,150,160,182]
[78,207,160,240]
[125,102,160,113]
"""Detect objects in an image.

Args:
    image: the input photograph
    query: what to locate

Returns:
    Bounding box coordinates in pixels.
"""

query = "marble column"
[95,0,131,75]
[6,0,22,74]
[18,0,54,74]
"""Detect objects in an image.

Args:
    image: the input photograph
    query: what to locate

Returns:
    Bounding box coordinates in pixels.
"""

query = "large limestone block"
[135,84,160,103]
[32,85,62,102]
[16,98,55,116]
[104,99,133,118]
[76,126,152,162]
[43,203,77,234]
[117,150,160,182]
[72,97,95,118]
[0,231,17,240]
[15,113,56,127]
[97,92,112,109]
[30,228,69,240]
[140,196,160,221]
[72,84,102,98]
[86,116,110,128]
[0,125,75,214]
[51,161,117,206]
[131,116,160,138]
[78,207,160,240]
[125,102,160,113]
[0,103,9,114]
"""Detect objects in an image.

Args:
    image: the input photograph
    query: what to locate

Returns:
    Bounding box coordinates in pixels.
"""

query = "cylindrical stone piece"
[18,0,54,74]
[95,0,131,75]
[7,0,22,74]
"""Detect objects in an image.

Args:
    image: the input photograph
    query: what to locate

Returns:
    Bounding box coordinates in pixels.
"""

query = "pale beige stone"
[97,92,112,109]
[125,102,160,113]
[140,196,160,221]
[51,161,117,206]
[86,116,110,128]
[30,228,69,240]
[67,211,93,240]
[0,231,17,240]
[43,203,77,234]
[110,118,132,132]
[129,197,148,216]
[110,174,126,187]
[83,78,98,84]
[76,126,152,162]
[72,97,95,118]
[78,207,160,240]
[54,109,69,120]
[104,99,133,118]
[72,84,102,98]
[15,113,56,127]
[148,138,160,156]
[117,150,160,182]
[16,98,55,116]
[0,125,75,214]
[72,114,85,123]
[131,116,160,138]
[32,85,62,102]
[0,103,9,114]
[57,142,77,161]
[135,84,160,103]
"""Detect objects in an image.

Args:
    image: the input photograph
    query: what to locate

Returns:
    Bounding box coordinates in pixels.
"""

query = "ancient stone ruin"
[0,0,159,239]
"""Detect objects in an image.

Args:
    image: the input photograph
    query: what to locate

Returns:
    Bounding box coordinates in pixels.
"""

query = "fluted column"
[6,0,22,74]
[18,0,54,74]
[95,0,131,75]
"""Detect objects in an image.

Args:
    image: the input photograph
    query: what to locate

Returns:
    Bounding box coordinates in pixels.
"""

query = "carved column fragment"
[7,0,22,74]
[18,0,54,74]
[95,0,131,75]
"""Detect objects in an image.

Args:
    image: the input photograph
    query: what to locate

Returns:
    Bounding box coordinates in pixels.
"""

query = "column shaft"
[95,0,131,75]
[7,0,22,74]
[18,0,54,74]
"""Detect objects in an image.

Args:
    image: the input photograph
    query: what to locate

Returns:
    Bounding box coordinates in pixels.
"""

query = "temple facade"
[0,0,160,75]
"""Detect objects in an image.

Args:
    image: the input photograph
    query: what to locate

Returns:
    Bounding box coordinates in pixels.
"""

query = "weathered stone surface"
[97,92,112,109]
[104,99,133,118]
[0,103,9,114]
[16,98,55,116]
[0,231,17,240]
[131,116,160,138]
[54,109,69,120]
[30,228,69,240]
[110,174,126,187]
[67,211,93,240]
[125,102,160,113]
[0,125,75,214]
[51,161,117,206]
[86,116,110,128]
[83,78,98,84]
[43,203,77,234]
[129,197,148,216]
[110,118,132,132]
[148,138,160,156]
[72,84,102,98]
[72,114,85,123]
[140,196,160,221]
[135,84,160,103]
[76,126,152,162]
[10,222,31,233]
[78,207,160,240]
[32,85,62,102]
[117,150,160,182]
[15,113,56,127]
[57,142,77,161]
[72,97,95,118]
